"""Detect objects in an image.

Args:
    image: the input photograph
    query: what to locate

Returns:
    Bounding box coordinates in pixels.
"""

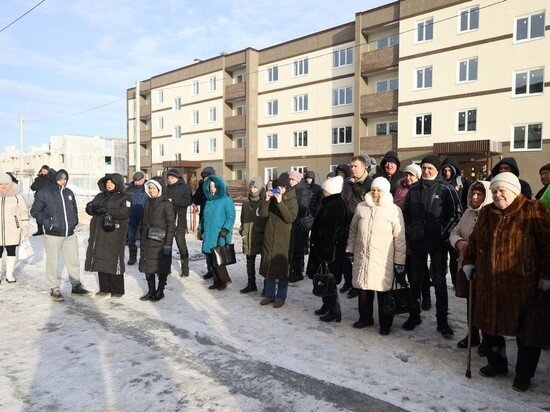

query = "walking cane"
[465,277,473,378]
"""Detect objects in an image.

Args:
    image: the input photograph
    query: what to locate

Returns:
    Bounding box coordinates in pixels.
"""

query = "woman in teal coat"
[198,175,236,290]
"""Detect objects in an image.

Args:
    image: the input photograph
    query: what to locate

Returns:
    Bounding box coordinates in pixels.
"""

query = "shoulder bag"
[382,276,415,317]
[298,214,314,232]
[211,235,237,267]
[312,262,336,297]
[147,226,166,242]
[101,214,116,232]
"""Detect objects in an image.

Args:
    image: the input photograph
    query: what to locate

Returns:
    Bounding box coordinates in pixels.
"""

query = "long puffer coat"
[292,179,311,253]
[346,191,406,291]
[463,195,550,336]
[0,178,29,246]
[84,174,131,275]
[240,189,266,256]
[138,182,175,275]
[259,189,298,280]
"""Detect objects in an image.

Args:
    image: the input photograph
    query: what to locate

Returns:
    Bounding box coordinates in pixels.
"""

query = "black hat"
[133,171,145,181]
[201,166,215,179]
[167,168,181,179]
[539,163,550,174]
[40,165,49,171]
[421,154,441,171]
[273,173,291,190]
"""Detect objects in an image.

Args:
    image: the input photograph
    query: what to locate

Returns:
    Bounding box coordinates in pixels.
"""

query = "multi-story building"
[127,0,549,190]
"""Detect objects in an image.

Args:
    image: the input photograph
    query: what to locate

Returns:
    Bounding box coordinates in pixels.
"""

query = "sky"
[0,0,393,152]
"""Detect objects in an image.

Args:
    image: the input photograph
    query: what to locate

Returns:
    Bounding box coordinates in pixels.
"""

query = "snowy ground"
[0,213,548,411]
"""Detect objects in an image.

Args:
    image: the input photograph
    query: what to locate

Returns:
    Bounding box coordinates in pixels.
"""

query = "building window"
[332,126,352,144]
[265,167,278,183]
[330,164,338,174]
[236,106,246,116]
[293,94,308,112]
[236,137,246,148]
[417,18,434,42]
[209,107,217,122]
[291,166,307,174]
[192,81,199,95]
[333,47,353,68]
[235,169,244,180]
[458,58,478,82]
[192,139,200,154]
[104,156,112,166]
[415,114,432,136]
[267,66,279,82]
[376,121,398,135]
[515,12,545,42]
[175,153,182,161]
[457,109,477,132]
[236,73,246,83]
[512,123,542,150]
[208,76,216,92]
[459,6,479,32]
[293,58,309,77]
[158,143,164,156]
[292,130,308,147]
[514,68,544,96]
[332,87,352,106]
[376,34,399,49]
[416,66,433,89]
[208,138,216,153]
[192,110,199,125]
[157,116,164,131]
[157,90,164,103]
[173,97,182,110]
[376,79,398,93]
[266,99,278,116]
[173,125,181,139]
[266,133,278,149]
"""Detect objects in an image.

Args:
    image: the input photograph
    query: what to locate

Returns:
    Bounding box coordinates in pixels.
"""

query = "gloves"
[163,245,172,256]
[539,279,550,291]
[219,228,229,238]
[345,252,354,263]
[93,205,107,215]
[463,264,476,281]
[394,264,407,286]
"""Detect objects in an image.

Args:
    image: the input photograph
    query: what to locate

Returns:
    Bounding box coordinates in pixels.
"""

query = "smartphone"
[270,187,281,195]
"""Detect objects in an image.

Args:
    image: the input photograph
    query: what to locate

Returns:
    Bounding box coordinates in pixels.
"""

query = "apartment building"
[127,0,549,190]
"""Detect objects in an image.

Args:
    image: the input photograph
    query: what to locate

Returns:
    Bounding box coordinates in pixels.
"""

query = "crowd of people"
[0,154,548,393]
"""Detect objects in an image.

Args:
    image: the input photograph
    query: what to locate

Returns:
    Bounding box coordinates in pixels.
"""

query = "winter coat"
[125,181,147,227]
[441,157,469,209]
[0,179,29,246]
[259,188,298,280]
[292,179,311,253]
[138,189,175,275]
[463,196,550,336]
[30,174,50,192]
[199,175,236,254]
[30,169,79,237]
[535,184,548,200]
[305,171,323,217]
[239,190,267,256]
[165,179,192,228]
[540,185,550,209]
[402,176,462,252]
[393,177,412,209]
[84,174,131,275]
[346,192,406,291]
[341,172,373,225]
[372,151,405,195]
[306,193,347,284]
[192,179,208,224]
[490,157,532,199]
[448,181,492,269]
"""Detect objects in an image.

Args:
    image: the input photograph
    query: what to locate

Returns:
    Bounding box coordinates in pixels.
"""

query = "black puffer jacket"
[165,179,192,228]
[292,179,311,252]
[84,174,131,275]
[490,157,532,198]
[441,156,469,209]
[342,174,372,225]
[372,151,405,195]
[305,171,323,217]
[30,174,50,192]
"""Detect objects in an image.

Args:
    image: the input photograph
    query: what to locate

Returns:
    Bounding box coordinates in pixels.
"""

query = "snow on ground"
[0,213,548,411]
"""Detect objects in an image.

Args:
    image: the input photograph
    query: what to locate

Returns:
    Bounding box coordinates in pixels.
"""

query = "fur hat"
[201,166,215,179]
[322,176,343,195]
[289,171,303,183]
[133,171,145,181]
[404,163,421,180]
[0,173,12,184]
[167,168,181,179]
[490,172,521,196]
[371,176,391,193]
[421,154,441,171]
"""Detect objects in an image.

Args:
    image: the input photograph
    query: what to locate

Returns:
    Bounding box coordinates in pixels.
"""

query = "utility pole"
[135,80,141,172]
[19,115,24,179]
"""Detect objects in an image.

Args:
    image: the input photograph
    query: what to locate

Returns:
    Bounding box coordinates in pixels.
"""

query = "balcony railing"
[140,104,151,119]
[140,154,152,168]
[225,147,246,164]
[225,115,246,134]
[225,82,246,102]
[359,134,397,157]
[361,45,399,76]
[360,90,398,118]
[139,129,152,143]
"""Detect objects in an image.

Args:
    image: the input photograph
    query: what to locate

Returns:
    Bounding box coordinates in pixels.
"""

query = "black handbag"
[517,292,550,348]
[147,225,166,242]
[298,214,314,232]
[383,277,415,317]
[312,262,336,297]
[211,236,237,267]
[101,214,115,233]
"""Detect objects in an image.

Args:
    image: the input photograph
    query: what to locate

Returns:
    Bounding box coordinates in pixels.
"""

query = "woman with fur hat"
[346,177,406,335]
[463,172,550,392]
[0,172,30,284]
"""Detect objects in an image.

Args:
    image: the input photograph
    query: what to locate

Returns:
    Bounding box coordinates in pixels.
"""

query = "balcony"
[359,134,397,157]
[360,90,398,118]
[225,115,246,134]
[225,147,246,164]
[139,104,150,119]
[140,154,152,168]
[361,45,399,76]
[139,129,151,143]
[225,82,246,102]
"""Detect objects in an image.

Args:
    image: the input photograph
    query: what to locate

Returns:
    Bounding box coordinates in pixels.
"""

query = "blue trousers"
[265,278,289,302]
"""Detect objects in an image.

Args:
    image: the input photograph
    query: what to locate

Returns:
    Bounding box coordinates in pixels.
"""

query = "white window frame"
[376,121,398,136]
[511,123,543,151]
[157,116,164,131]
[376,79,398,93]
[209,107,217,122]
[235,137,246,148]
[513,67,544,97]
[292,58,309,77]
[236,106,246,116]
[457,57,478,83]
[266,99,279,116]
[292,130,308,148]
[192,81,199,96]
[331,126,352,145]
[208,76,216,92]
[158,143,164,156]
[157,90,164,104]
[291,166,307,174]
[265,133,278,150]
[376,34,399,50]
[208,137,216,153]
[266,66,279,83]
[173,125,181,139]
[415,66,433,89]
[514,11,545,43]
[192,139,200,154]
[332,47,353,68]
[456,109,477,133]
[458,5,479,33]
[192,110,199,125]
[332,87,353,106]
[265,167,278,183]
[235,169,244,180]
[175,153,182,161]
[330,164,338,174]
[235,73,246,83]
[414,114,432,136]
[173,97,182,111]
[416,18,434,42]
[293,94,308,112]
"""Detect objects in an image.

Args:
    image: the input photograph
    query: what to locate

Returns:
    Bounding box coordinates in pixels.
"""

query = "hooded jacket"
[372,151,405,195]
[0,176,29,246]
[165,177,192,228]
[240,177,267,256]
[305,171,323,216]
[125,180,148,226]
[441,156,469,208]
[30,169,78,237]
[490,157,532,198]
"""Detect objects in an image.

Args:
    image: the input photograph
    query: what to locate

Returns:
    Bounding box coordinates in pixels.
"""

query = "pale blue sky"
[0,0,392,151]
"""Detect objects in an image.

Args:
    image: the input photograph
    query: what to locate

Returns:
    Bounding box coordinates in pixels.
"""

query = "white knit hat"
[490,172,521,196]
[404,163,421,180]
[371,176,391,193]
[322,175,343,195]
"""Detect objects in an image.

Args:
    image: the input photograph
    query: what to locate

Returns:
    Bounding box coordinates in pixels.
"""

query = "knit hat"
[274,173,290,190]
[289,171,303,183]
[490,172,521,196]
[55,169,69,181]
[404,163,421,180]
[0,173,12,184]
[421,154,441,171]
[167,168,181,179]
[249,176,264,189]
[540,163,550,174]
[381,151,401,170]
[133,171,145,181]
[201,166,215,179]
[322,176,344,195]
[371,176,391,193]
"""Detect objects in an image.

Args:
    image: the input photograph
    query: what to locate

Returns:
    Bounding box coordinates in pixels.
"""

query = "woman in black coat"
[306,176,347,322]
[138,180,175,301]
[85,174,131,297]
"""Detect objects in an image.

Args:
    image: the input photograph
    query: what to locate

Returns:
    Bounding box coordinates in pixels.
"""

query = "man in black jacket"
[489,157,532,199]
[30,165,50,235]
[304,171,323,217]
[288,171,310,283]
[165,169,192,277]
[30,169,92,301]
[372,150,404,195]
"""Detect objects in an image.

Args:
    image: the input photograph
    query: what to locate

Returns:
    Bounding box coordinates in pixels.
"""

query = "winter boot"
[240,255,258,293]
[127,246,138,265]
[402,302,422,331]
[5,256,17,283]
[436,312,454,338]
[152,274,167,301]
[140,275,156,301]
[314,303,328,315]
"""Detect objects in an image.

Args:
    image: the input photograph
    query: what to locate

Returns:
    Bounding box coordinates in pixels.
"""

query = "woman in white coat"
[346,177,406,335]
[0,172,30,283]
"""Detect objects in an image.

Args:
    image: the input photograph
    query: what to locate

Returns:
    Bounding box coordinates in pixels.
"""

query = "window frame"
[192,81,199,96]
[173,97,182,111]
[157,116,164,131]
[192,139,200,154]
[375,121,398,136]
[192,110,199,125]
[290,166,307,174]
[293,94,309,112]
[266,99,279,116]
[209,107,217,122]
[266,66,279,83]
[332,87,353,107]
[414,114,432,137]
[208,76,217,92]
[511,123,543,151]
[265,167,278,183]
[514,11,545,43]
[332,47,353,68]
[158,143,164,156]
[265,133,278,150]
[331,126,352,145]
[416,17,434,43]
[457,57,478,83]
[173,125,182,139]
[376,34,399,50]
[513,67,544,97]
[456,108,477,133]
[157,90,164,104]
[292,58,309,77]
[458,5,480,33]
[376,79,399,93]
[208,137,216,153]
[415,66,433,90]
[292,130,308,148]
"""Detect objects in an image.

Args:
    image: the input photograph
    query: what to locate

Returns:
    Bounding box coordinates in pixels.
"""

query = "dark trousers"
[357,289,393,330]
[291,252,305,278]
[98,272,125,294]
[246,254,257,284]
[447,243,458,288]
[126,221,139,246]
[205,253,230,285]
[342,230,353,286]
[0,246,17,256]
[321,283,341,315]
[481,332,542,379]
[174,225,189,276]
[410,245,448,315]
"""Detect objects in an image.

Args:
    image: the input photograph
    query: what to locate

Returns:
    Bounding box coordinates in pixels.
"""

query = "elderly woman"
[0,172,29,283]
[463,172,550,392]
[85,174,131,297]
[346,177,406,335]
[139,179,175,301]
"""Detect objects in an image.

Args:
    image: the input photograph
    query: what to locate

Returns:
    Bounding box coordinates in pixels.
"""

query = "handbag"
[298,214,314,232]
[312,262,336,297]
[517,292,550,348]
[147,225,166,242]
[211,236,237,267]
[455,268,468,298]
[101,214,116,233]
[18,236,34,260]
[382,277,415,317]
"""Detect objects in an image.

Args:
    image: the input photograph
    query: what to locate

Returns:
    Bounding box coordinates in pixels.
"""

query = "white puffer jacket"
[347,191,406,292]
[0,180,30,246]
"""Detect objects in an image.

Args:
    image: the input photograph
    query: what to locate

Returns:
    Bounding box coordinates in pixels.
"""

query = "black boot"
[319,312,341,322]
[457,330,481,348]
[436,312,454,338]
[315,303,328,315]
[140,275,156,301]
[127,246,138,265]
[240,284,258,293]
[152,274,167,301]
[240,255,258,293]
[402,302,422,331]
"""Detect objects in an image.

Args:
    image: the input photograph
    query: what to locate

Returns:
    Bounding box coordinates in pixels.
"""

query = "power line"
[26,97,126,122]
[0,0,47,34]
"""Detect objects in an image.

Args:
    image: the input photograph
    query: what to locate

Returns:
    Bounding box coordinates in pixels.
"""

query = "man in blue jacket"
[30,169,92,301]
